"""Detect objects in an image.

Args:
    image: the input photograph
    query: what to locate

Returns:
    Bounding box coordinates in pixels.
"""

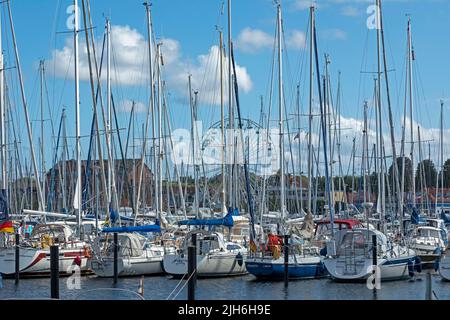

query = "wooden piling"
[284,235,289,287]
[187,233,197,301]
[14,233,19,285]
[113,232,118,284]
[50,245,59,299]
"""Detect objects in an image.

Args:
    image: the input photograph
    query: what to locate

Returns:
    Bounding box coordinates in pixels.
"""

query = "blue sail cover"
[441,211,450,226]
[411,208,425,225]
[0,189,9,222]
[102,224,161,233]
[179,212,234,227]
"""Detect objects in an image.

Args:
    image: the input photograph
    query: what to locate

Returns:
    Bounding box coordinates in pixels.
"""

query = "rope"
[167,268,197,300]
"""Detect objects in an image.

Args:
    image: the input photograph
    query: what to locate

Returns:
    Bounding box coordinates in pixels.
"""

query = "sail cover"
[102,224,161,233]
[178,212,234,227]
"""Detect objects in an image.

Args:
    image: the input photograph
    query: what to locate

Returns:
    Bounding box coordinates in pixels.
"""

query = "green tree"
[415,159,437,189]
[388,157,413,191]
[441,158,450,188]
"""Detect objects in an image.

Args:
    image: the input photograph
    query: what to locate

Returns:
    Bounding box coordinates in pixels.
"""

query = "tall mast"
[157,43,163,216]
[307,5,314,215]
[407,18,416,209]
[0,8,5,193]
[188,75,199,216]
[363,101,369,204]
[296,84,303,214]
[277,2,286,218]
[375,0,385,227]
[220,31,227,215]
[6,1,45,211]
[39,61,46,210]
[135,2,155,223]
[106,17,112,205]
[227,0,234,209]
[74,0,81,230]
[440,100,444,212]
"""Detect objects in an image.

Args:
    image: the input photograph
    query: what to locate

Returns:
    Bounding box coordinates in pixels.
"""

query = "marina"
[0,0,449,304]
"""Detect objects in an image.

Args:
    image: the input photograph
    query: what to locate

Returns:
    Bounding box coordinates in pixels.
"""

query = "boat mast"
[135,2,155,223]
[307,5,314,215]
[188,75,199,216]
[106,17,112,206]
[276,2,286,219]
[157,43,163,216]
[378,0,402,234]
[227,0,234,210]
[74,0,81,231]
[6,1,45,211]
[407,17,416,209]
[375,0,385,228]
[0,10,6,194]
[440,100,444,213]
[39,61,46,211]
[220,31,227,215]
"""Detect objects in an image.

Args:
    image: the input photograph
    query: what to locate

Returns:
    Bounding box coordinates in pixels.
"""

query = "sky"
[3,0,450,179]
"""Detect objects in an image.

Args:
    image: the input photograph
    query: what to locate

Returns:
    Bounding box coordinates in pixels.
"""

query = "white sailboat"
[0,223,91,276]
[89,231,164,277]
[323,227,417,281]
[163,229,247,278]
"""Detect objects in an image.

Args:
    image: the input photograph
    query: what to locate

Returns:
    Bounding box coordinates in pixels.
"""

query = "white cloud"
[286,30,307,50]
[341,5,361,16]
[47,24,253,106]
[291,0,318,11]
[235,28,274,53]
[322,28,348,40]
[117,99,147,113]
[236,28,307,53]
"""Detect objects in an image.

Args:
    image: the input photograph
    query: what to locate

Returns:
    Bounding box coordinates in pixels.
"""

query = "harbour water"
[0,272,448,300]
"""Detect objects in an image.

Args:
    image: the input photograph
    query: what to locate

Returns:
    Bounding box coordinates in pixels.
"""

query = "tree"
[415,159,437,189]
[441,158,450,188]
[388,157,413,192]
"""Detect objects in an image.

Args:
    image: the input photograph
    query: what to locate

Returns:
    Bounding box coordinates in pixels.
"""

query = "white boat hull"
[89,256,163,277]
[323,254,415,282]
[163,251,247,277]
[0,246,90,276]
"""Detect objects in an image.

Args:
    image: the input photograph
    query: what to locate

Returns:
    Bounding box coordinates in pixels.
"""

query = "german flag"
[0,220,14,233]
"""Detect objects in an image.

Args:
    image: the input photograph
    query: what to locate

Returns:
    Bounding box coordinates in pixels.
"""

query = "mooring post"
[15,233,19,285]
[372,234,377,266]
[50,245,59,299]
[187,232,197,301]
[426,271,432,300]
[284,235,289,287]
[372,234,377,293]
[113,232,118,284]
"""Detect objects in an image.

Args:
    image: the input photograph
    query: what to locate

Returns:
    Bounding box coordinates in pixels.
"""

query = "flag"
[249,239,257,253]
[0,220,13,233]
[0,190,12,233]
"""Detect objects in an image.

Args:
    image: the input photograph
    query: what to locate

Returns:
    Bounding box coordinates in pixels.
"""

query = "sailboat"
[163,211,247,277]
[88,224,164,277]
[245,5,327,280]
[323,227,417,281]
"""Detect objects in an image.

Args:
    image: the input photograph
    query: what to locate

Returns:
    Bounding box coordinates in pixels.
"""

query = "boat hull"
[163,251,247,277]
[0,246,90,277]
[89,256,164,277]
[323,255,415,282]
[245,256,327,280]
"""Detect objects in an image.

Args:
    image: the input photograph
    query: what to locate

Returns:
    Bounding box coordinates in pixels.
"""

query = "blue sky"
[4,0,450,174]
